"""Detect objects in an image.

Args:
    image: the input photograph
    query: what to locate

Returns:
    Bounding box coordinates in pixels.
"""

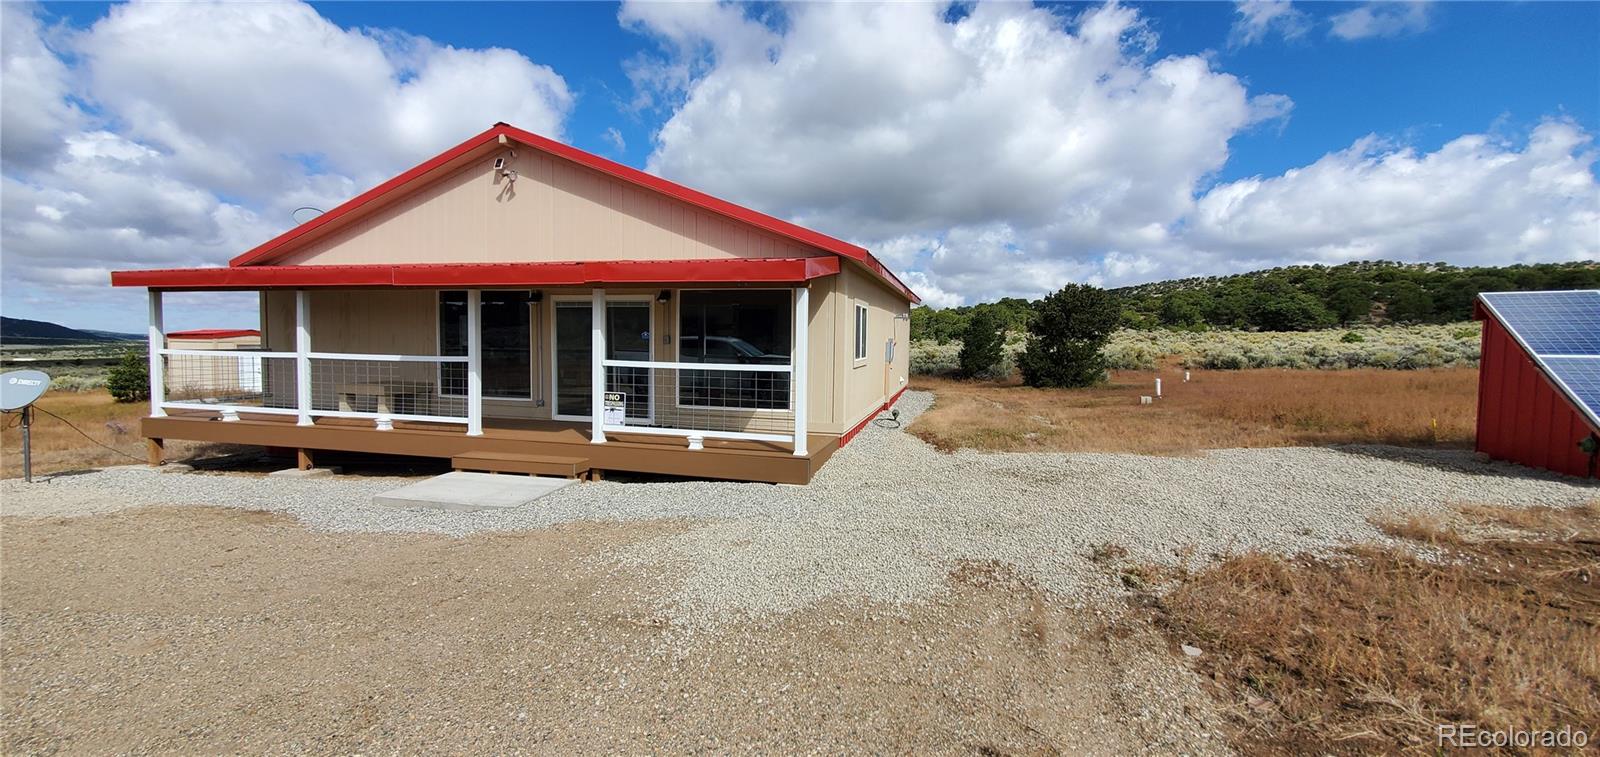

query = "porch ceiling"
[109,256,841,291]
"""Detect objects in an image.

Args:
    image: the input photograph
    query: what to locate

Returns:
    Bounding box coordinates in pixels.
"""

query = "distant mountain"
[1,317,137,344]
[81,329,144,341]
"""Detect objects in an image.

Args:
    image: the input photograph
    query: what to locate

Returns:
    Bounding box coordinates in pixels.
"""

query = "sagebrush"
[912,322,1481,376]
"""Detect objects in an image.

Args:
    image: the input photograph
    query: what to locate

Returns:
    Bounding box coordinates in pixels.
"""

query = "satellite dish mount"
[1,369,52,483]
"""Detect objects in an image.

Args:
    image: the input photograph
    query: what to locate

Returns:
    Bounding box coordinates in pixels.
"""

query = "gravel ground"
[0,511,1229,754]
[5,391,1594,753]
[3,389,1594,623]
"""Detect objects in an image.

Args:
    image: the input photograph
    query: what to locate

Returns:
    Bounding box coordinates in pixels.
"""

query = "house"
[164,329,263,400]
[111,123,917,484]
[1473,290,1600,478]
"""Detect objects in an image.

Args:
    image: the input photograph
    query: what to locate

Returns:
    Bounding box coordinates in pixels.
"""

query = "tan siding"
[840,264,912,433]
[281,146,820,266]
[805,277,841,434]
[262,291,294,351]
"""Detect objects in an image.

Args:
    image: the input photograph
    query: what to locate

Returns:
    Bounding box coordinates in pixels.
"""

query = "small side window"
[854,303,868,362]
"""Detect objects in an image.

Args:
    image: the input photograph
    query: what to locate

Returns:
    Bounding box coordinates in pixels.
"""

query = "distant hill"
[1,317,138,345]
[911,260,1600,341]
[1111,260,1599,330]
[81,329,144,341]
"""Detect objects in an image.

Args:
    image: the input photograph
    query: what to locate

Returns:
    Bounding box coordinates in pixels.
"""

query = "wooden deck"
[143,410,839,485]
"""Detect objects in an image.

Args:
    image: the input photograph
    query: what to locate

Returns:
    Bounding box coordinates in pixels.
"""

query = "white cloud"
[602,127,627,154]
[1330,1,1432,41]
[1230,1,1310,47]
[626,1,1286,305]
[626,0,1595,307]
[0,3,81,170]
[0,1,574,330]
[1189,119,1600,266]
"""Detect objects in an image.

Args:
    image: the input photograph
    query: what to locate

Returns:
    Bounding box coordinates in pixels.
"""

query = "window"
[678,289,791,410]
[439,290,532,399]
[854,303,869,362]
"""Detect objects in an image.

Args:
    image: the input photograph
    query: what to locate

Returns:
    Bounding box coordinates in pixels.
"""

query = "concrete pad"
[268,466,344,479]
[373,471,575,512]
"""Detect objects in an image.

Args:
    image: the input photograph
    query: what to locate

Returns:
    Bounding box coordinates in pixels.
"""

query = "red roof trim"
[112,257,842,290]
[167,329,261,339]
[841,385,909,447]
[223,123,917,303]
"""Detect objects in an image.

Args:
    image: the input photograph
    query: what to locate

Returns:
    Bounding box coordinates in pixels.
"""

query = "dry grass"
[1141,502,1600,755]
[0,390,228,477]
[910,367,1477,454]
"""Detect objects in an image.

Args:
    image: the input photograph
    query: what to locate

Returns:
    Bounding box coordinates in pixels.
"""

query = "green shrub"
[1341,331,1365,343]
[958,309,1006,379]
[105,351,149,403]
[1018,284,1119,388]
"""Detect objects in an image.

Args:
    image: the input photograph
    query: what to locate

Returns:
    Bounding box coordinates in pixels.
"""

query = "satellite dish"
[0,369,49,411]
[2,369,50,483]
[292,206,326,225]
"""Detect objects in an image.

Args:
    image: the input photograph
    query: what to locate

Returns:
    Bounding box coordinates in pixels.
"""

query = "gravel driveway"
[4,390,1594,623]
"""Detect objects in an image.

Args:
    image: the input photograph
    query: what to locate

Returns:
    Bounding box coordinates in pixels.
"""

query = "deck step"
[451,451,591,479]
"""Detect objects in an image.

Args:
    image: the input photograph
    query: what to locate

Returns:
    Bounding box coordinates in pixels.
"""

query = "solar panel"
[1478,290,1600,356]
[1543,356,1600,418]
[1478,289,1600,429]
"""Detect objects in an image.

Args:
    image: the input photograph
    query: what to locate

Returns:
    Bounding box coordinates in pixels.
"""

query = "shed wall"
[1476,315,1598,478]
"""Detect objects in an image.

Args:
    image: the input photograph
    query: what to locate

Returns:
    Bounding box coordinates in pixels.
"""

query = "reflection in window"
[439,291,532,400]
[678,290,791,410]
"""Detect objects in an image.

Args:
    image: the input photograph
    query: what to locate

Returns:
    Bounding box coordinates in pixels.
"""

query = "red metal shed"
[1473,295,1600,478]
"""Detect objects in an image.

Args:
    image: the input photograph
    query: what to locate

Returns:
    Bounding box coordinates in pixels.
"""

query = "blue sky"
[2,1,1597,330]
[295,0,1600,183]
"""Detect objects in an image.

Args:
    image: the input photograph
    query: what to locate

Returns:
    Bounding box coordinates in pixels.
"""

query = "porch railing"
[599,359,796,445]
[156,349,468,428]
[161,349,299,416]
[145,288,809,455]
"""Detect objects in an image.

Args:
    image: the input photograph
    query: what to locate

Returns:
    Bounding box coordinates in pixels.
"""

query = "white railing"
[157,348,468,428]
[599,359,796,445]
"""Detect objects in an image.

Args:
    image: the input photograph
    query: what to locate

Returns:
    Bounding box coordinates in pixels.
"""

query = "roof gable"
[228,123,916,302]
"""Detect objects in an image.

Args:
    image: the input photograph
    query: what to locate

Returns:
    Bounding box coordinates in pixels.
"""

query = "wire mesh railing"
[161,350,298,414]
[307,354,467,421]
[159,353,793,442]
[159,350,467,425]
[599,359,795,442]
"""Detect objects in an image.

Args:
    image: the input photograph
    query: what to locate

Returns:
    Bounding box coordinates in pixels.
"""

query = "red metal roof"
[112,257,842,290]
[167,329,261,339]
[209,122,915,302]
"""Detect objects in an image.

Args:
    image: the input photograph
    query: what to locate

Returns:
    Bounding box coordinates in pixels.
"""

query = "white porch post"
[147,290,165,417]
[294,290,312,426]
[792,286,809,456]
[466,289,483,437]
[590,288,607,444]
